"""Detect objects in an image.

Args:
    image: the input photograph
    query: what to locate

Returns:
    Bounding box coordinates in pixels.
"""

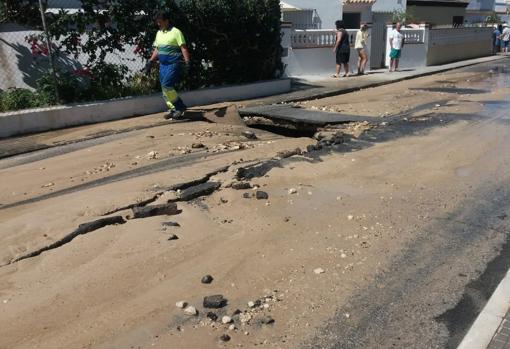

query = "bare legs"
[357,49,367,75]
[333,63,349,78]
[389,58,400,72]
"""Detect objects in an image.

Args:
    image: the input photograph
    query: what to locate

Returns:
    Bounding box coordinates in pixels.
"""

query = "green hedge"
[2,0,282,111]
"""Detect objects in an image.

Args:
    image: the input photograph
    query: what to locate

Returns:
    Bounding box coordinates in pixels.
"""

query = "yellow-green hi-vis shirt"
[153,27,186,65]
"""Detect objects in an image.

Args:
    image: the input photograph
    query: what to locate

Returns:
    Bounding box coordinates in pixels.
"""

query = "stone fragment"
[276,148,302,159]
[176,301,187,309]
[228,324,236,331]
[232,181,252,190]
[167,234,179,241]
[314,268,325,274]
[242,130,257,140]
[206,312,218,321]
[162,221,180,227]
[222,316,232,324]
[288,188,297,194]
[201,275,214,284]
[178,182,221,201]
[131,203,180,219]
[243,192,252,199]
[256,191,269,200]
[184,306,198,316]
[260,316,275,325]
[203,295,227,309]
[219,334,231,342]
[192,142,205,149]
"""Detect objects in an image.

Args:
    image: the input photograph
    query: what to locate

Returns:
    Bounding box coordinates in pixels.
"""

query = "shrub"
[0,88,41,112]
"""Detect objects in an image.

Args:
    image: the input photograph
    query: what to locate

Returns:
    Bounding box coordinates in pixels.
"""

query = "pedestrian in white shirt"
[389,22,404,72]
[501,23,510,53]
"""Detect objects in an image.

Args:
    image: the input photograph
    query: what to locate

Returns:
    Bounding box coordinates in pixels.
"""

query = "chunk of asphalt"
[131,203,180,219]
[276,148,302,159]
[207,312,218,321]
[259,316,275,325]
[219,334,231,342]
[11,216,125,264]
[178,182,221,201]
[231,181,252,190]
[203,295,228,309]
[242,130,258,140]
[162,221,180,227]
[256,191,269,200]
[201,275,214,284]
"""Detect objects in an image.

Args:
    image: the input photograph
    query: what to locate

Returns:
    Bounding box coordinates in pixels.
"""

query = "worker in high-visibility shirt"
[146,10,190,120]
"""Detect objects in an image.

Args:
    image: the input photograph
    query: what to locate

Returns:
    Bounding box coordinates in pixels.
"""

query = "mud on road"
[1,60,510,349]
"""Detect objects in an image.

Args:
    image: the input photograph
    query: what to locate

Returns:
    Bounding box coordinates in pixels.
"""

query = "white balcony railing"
[291,29,360,48]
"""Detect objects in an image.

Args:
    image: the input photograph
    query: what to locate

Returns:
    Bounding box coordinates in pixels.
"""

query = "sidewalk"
[250,54,510,106]
[458,268,510,349]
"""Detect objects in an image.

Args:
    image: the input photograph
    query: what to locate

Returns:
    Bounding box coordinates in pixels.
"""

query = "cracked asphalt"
[1,60,510,349]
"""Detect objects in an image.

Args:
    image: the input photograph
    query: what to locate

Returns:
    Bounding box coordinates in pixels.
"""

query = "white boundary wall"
[0,79,291,138]
[283,28,372,77]
[385,25,493,68]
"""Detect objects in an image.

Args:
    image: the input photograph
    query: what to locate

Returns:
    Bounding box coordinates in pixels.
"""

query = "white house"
[342,0,377,27]
[466,0,496,23]
[495,0,510,21]
[281,0,343,29]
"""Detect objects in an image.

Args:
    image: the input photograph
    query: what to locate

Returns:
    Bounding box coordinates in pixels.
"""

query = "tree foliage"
[6,0,283,91]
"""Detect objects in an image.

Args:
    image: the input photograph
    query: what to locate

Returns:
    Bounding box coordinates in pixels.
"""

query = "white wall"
[283,0,342,29]
[426,27,492,65]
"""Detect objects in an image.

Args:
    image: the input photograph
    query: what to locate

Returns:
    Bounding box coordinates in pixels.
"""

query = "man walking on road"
[146,11,191,120]
[389,22,404,72]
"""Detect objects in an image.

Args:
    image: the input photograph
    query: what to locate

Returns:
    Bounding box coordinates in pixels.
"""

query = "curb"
[274,55,509,104]
[0,79,291,139]
[457,268,510,349]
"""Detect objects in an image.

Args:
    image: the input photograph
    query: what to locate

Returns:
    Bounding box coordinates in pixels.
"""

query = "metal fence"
[0,1,146,99]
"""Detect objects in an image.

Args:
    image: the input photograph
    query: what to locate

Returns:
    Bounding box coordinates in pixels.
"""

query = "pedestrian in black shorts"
[332,20,350,78]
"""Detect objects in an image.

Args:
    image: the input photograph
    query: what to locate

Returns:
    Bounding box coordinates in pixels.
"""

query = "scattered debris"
[222,316,233,324]
[184,306,198,316]
[313,268,325,274]
[255,191,269,200]
[207,312,218,321]
[176,301,187,309]
[42,182,55,188]
[219,334,231,342]
[232,181,252,190]
[247,301,256,308]
[192,142,205,149]
[228,324,236,331]
[201,275,214,284]
[162,221,180,227]
[288,188,297,195]
[243,192,252,199]
[276,148,302,159]
[260,316,275,325]
[203,295,227,309]
[167,234,179,241]
[347,215,354,220]
[146,151,158,160]
[242,130,257,140]
[178,182,221,201]
[131,203,180,219]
